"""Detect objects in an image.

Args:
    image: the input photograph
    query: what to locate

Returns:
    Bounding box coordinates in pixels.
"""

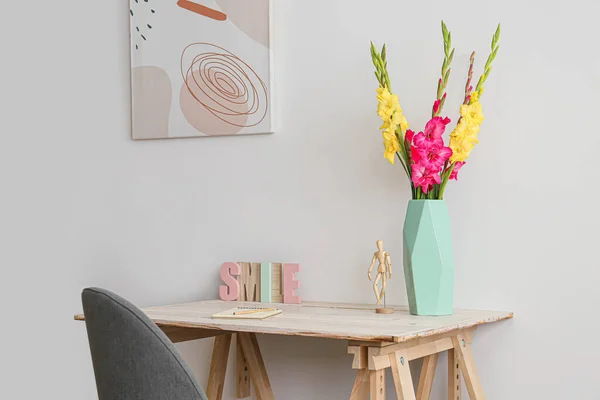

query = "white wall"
[2,0,600,398]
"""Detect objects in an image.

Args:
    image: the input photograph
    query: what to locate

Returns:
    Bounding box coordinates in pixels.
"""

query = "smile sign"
[219,262,301,304]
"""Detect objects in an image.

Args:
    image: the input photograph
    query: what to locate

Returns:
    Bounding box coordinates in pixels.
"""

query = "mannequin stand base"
[376,307,394,314]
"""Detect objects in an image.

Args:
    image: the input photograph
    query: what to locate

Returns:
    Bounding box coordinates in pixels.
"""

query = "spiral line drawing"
[181,43,268,128]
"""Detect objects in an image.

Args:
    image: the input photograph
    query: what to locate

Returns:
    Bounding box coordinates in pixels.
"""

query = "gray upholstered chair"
[82,287,209,400]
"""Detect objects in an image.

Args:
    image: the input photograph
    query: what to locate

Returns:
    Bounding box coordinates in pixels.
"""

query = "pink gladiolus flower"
[405,129,415,144]
[433,100,441,114]
[412,162,442,193]
[415,142,452,169]
[410,145,421,163]
[449,161,465,180]
[414,117,447,147]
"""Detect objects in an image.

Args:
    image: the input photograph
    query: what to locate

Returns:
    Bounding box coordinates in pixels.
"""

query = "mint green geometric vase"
[403,200,454,316]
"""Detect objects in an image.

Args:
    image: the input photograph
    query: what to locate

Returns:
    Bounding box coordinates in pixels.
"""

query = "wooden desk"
[75,300,512,400]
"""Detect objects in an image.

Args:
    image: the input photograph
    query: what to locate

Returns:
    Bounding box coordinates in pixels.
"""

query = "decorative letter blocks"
[219,262,241,301]
[260,262,272,303]
[219,261,301,304]
[237,262,261,302]
[269,262,284,303]
[283,263,301,304]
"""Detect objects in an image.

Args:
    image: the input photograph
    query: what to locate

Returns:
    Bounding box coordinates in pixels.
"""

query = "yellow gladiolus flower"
[461,102,484,126]
[449,132,476,162]
[382,126,400,164]
[377,87,400,120]
[383,130,400,164]
[398,113,410,133]
[382,126,396,141]
[376,86,409,164]
[377,87,409,132]
[449,92,484,163]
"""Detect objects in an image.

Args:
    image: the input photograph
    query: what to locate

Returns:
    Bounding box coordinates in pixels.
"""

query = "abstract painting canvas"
[129,0,273,139]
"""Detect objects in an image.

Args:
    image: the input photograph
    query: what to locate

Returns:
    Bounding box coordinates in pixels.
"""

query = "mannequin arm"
[385,254,392,278]
[368,255,376,280]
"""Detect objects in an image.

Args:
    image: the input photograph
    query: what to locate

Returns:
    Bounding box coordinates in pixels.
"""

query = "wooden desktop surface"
[75,300,512,343]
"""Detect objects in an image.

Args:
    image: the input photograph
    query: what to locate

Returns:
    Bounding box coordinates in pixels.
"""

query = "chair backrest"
[81,287,208,400]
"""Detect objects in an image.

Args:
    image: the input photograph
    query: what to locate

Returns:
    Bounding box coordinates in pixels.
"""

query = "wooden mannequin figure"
[368,240,394,314]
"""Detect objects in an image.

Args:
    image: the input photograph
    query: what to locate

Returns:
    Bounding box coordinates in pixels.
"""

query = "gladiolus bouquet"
[370,21,500,199]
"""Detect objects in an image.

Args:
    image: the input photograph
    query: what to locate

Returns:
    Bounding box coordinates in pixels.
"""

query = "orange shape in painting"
[177,0,227,21]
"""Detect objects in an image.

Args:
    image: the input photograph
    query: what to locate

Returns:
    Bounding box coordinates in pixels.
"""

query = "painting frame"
[129,0,274,140]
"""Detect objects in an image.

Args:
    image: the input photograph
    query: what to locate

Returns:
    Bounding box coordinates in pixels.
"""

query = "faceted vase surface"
[403,200,454,316]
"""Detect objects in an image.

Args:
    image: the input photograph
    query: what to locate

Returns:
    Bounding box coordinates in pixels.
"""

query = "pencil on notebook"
[234,308,277,315]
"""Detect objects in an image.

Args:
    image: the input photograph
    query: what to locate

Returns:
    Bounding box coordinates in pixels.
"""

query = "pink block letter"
[219,262,241,301]
[283,263,301,304]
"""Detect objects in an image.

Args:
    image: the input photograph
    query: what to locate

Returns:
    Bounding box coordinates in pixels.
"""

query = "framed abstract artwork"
[129,0,273,139]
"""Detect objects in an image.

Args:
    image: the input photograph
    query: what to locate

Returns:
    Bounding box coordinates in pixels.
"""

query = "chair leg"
[206,333,232,400]
[451,334,485,400]
[238,332,275,400]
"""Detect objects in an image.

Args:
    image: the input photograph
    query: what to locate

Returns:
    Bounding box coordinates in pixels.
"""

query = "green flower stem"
[397,132,411,170]
[433,21,455,118]
[464,52,476,104]
[438,163,456,199]
[475,23,500,95]
[370,42,392,91]
[395,151,410,179]
[370,41,417,198]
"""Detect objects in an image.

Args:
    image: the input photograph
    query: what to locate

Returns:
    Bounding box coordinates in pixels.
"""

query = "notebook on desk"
[212,307,282,320]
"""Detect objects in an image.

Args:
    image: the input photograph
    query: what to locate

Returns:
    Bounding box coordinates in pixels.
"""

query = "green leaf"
[491,45,499,61]
[443,68,451,86]
[485,66,493,79]
[370,54,378,67]
[442,21,449,41]
[374,71,381,83]
[475,75,484,92]
[484,57,492,71]
[448,48,455,66]
[494,24,501,44]
[491,24,501,50]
